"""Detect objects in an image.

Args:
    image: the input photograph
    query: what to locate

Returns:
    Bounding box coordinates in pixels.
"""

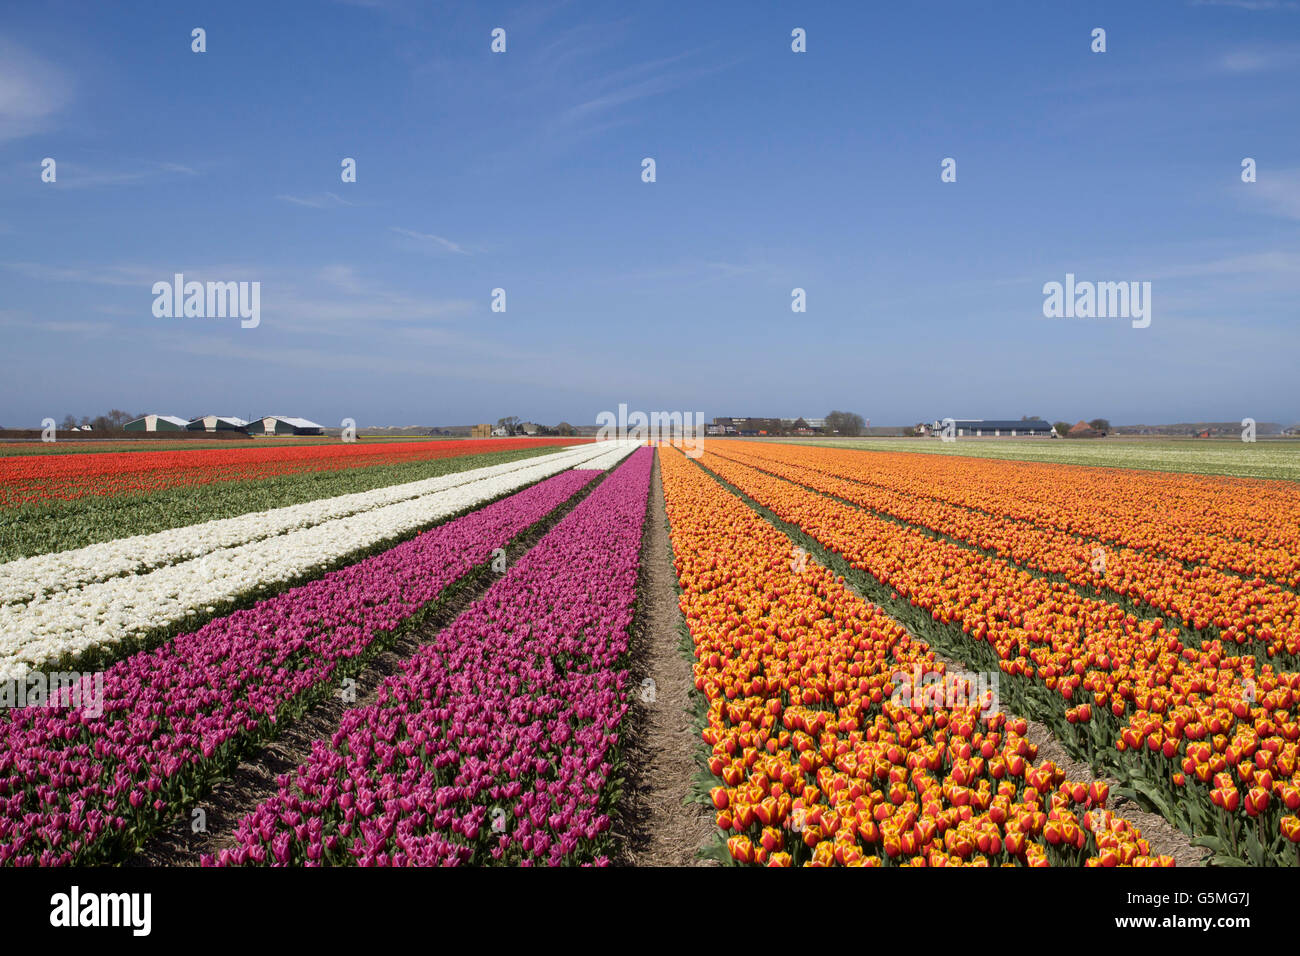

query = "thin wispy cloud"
[558,50,735,126]
[1150,250,1300,281]
[535,18,632,70]
[2,262,147,287]
[275,192,355,208]
[599,259,769,284]
[3,259,471,336]
[390,227,469,255]
[317,264,365,293]
[268,291,474,333]
[3,261,261,288]
[0,39,71,141]
[1192,0,1298,9]
[43,160,198,190]
[1240,167,1300,220]
[1217,46,1300,72]
[0,312,114,337]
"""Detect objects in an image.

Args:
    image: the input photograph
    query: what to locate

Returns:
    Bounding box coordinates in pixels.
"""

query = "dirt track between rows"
[614,451,716,865]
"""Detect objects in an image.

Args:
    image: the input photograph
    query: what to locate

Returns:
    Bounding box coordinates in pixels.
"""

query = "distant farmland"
[758,436,1300,481]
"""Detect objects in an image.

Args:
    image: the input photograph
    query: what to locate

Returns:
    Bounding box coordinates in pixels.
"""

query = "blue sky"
[2,0,1298,427]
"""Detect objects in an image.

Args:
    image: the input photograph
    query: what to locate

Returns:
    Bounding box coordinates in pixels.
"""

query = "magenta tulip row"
[209,446,653,867]
[0,469,598,866]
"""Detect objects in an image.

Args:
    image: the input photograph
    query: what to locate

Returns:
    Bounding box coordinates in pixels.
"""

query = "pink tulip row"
[209,446,653,867]
[0,469,597,866]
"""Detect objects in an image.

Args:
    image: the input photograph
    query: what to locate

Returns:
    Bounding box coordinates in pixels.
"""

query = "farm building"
[257,416,324,436]
[187,416,250,433]
[932,418,1054,437]
[124,414,189,433]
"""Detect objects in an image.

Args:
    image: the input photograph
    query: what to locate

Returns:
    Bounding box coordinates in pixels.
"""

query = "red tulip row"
[694,448,1300,865]
[708,443,1300,660]
[0,438,588,507]
[660,447,1167,867]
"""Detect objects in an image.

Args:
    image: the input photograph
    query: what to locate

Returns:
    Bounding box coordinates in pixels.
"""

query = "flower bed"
[696,448,1300,865]
[210,446,652,867]
[658,447,1162,867]
[0,437,588,507]
[724,442,1300,587]
[710,444,1300,660]
[0,444,608,608]
[0,469,597,866]
[0,444,620,680]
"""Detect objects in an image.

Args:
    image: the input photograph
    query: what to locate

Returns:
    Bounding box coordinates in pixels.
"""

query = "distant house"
[257,416,324,436]
[777,417,827,434]
[492,426,509,437]
[124,414,189,433]
[1068,420,1103,439]
[187,415,250,433]
[520,422,540,436]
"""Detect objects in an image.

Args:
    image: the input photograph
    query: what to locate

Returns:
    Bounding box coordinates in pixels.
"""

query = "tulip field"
[1,435,1298,867]
[679,440,1300,867]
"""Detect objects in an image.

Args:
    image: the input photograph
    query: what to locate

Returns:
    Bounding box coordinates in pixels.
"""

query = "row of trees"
[59,409,138,431]
[1052,418,1110,437]
[495,417,577,436]
[721,412,869,437]
[824,410,867,436]
[492,412,875,438]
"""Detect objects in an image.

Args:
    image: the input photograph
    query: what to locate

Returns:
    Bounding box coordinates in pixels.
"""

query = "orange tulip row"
[658,446,1167,866]
[717,442,1300,589]
[708,443,1300,659]
[694,448,1300,863]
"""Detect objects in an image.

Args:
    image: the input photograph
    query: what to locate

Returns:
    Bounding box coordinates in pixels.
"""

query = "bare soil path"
[613,450,716,866]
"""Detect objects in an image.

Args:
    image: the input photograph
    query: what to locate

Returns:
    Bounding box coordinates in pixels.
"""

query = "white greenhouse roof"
[263,416,324,429]
[127,415,189,428]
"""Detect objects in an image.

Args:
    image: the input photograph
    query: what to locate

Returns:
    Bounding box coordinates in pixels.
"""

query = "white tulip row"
[0,443,607,607]
[0,441,638,681]
[575,441,646,471]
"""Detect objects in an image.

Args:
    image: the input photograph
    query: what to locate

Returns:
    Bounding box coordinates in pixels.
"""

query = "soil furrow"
[614,450,716,866]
